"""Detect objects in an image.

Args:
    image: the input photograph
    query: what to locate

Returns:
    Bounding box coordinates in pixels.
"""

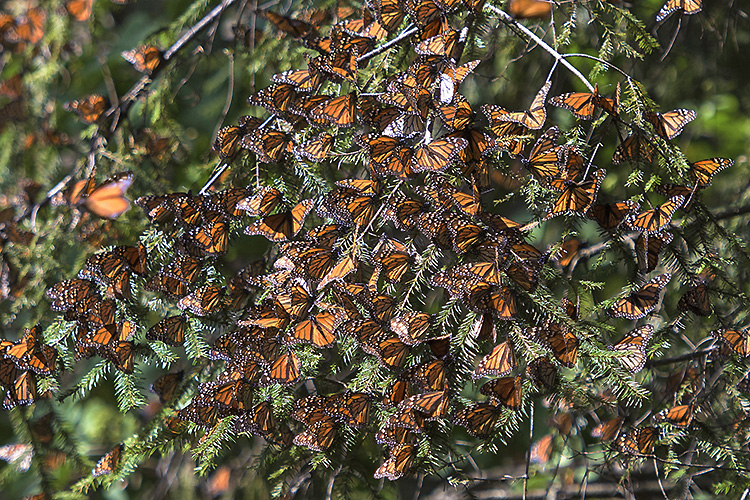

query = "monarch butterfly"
[241,129,294,163]
[318,252,358,290]
[644,108,696,140]
[309,92,357,127]
[212,117,262,159]
[324,391,371,428]
[66,0,94,21]
[635,232,672,273]
[113,244,148,276]
[177,285,224,316]
[177,400,221,428]
[390,312,432,345]
[151,370,184,403]
[3,326,57,376]
[366,333,410,368]
[520,126,562,178]
[468,283,517,319]
[472,341,515,379]
[591,417,623,442]
[414,29,459,59]
[107,340,135,374]
[549,84,619,120]
[47,278,100,317]
[237,187,283,217]
[399,390,448,420]
[144,273,187,298]
[146,315,187,347]
[330,25,377,53]
[656,0,702,22]
[526,356,558,390]
[530,434,555,464]
[385,193,426,230]
[68,171,134,220]
[436,93,475,130]
[711,328,750,357]
[319,186,377,227]
[281,244,337,281]
[653,404,694,428]
[276,282,314,320]
[204,188,250,220]
[2,368,37,410]
[189,216,229,256]
[530,323,578,368]
[437,62,479,104]
[272,68,323,92]
[293,132,334,162]
[589,200,640,231]
[121,45,164,75]
[64,94,108,124]
[452,403,502,438]
[263,350,301,386]
[78,252,131,299]
[374,0,406,32]
[508,0,552,18]
[92,443,124,477]
[609,274,671,320]
[375,425,417,446]
[544,169,606,220]
[482,113,529,156]
[480,375,522,409]
[489,81,551,130]
[627,196,684,235]
[292,403,338,450]
[79,299,134,349]
[401,360,446,391]
[313,50,359,84]
[261,10,317,38]
[612,132,655,165]
[448,215,485,253]
[616,426,657,456]
[410,137,468,173]
[471,313,497,342]
[374,443,417,480]
[245,199,314,242]
[688,157,733,187]
[678,283,712,316]
[609,325,654,373]
[372,239,411,283]
[291,311,341,347]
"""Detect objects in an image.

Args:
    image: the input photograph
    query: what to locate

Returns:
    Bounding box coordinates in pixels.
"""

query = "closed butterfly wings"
[609,325,654,373]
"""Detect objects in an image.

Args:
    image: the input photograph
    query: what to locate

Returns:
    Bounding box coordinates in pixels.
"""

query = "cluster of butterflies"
[2,0,738,486]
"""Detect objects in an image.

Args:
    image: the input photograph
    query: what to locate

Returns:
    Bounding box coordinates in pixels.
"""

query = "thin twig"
[645,347,717,368]
[485,4,594,92]
[357,25,419,62]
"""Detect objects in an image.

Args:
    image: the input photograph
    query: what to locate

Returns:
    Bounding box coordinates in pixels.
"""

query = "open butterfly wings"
[656,0,702,21]
[491,81,551,130]
[608,274,671,320]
